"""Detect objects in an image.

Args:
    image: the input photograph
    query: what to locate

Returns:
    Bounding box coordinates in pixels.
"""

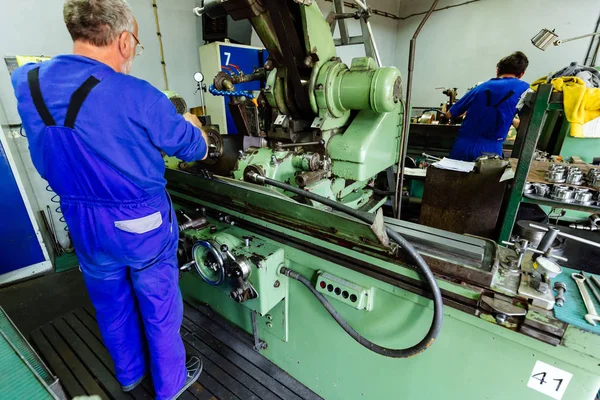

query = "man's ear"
[118,31,130,57]
[517,72,525,79]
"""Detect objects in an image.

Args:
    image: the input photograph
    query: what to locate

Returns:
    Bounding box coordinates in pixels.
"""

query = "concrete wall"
[394,0,600,108]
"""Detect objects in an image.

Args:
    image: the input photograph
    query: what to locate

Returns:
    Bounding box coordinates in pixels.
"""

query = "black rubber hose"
[248,173,443,358]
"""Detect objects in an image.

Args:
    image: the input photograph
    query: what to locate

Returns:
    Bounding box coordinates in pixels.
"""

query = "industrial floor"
[0,270,321,400]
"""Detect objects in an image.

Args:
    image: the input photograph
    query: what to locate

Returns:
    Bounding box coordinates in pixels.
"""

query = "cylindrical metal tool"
[550,187,574,203]
[573,189,594,205]
[546,169,566,183]
[566,171,584,185]
[530,224,600,250]
[534,183,550,197]
[295,170,328,188]
[524,182,535,194]
[536,226,560,256]
[554,282,567,307]
[589,169,600,188]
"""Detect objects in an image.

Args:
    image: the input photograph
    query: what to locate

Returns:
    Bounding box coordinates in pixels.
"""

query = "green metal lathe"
[166,1,600,399]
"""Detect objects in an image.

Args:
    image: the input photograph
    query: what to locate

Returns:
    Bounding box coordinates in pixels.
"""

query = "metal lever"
[481,295,527,325]
[502,241,568,262]
[180,261,196,271]
[422,152,441,162]
[274,140,325,150]
[529,224,600,250]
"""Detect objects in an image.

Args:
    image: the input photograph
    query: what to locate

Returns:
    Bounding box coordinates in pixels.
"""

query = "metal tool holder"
[503,226,570,310]
[524,223,600,320]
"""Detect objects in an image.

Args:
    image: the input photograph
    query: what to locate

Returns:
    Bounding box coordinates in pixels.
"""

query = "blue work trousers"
[449,136,504,162]
[66,196,187,400]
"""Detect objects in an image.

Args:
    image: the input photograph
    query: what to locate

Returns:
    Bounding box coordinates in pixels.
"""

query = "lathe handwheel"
[192,240,226,286]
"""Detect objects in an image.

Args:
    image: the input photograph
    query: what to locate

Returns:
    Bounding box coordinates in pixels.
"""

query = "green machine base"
[169,173,600,400]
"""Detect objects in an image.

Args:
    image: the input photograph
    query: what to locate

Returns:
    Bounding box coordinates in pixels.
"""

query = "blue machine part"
[218,45,267,134]
[0,139,45,273]
[209,84,255,100]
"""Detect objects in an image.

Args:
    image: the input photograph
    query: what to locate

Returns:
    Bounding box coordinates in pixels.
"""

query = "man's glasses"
[130,32,144,56]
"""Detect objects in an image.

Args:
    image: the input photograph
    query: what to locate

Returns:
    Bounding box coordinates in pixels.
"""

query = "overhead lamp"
[532,28,600,51]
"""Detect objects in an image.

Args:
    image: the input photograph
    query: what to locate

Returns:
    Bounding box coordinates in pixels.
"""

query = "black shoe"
[169,356,203,400]
[121,373,146,392]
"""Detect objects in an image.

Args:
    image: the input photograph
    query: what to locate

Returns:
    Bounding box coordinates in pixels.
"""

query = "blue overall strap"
[28,67,56,127]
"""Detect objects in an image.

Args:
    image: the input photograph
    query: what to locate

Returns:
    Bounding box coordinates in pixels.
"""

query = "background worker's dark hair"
[497,51,529,76]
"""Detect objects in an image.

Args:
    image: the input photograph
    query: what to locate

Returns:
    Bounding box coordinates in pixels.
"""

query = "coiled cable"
[46,185,68,232]
[247,173,443,358]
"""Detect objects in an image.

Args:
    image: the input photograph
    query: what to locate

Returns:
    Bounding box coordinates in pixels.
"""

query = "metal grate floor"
[30,303,322,400]
[0,306,57,399]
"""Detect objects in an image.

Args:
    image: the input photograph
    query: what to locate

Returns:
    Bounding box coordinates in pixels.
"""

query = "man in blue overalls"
[447,51,530,161]
[12,1,206,398]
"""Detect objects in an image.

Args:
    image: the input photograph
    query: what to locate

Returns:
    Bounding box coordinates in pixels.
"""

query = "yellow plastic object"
[15,55,50,66]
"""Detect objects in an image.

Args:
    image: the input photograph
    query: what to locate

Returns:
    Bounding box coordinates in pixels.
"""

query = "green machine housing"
[170,0,403,212]
[165,1,600,399]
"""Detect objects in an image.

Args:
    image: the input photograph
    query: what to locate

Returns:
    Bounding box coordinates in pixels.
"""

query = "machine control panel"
[316,271,373,311]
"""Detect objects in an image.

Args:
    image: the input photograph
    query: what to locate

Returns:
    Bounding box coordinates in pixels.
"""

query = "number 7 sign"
[527,361,573,399]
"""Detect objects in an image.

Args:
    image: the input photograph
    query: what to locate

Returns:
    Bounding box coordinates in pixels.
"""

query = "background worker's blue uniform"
[449,77,530,161]
[12,55,207,400]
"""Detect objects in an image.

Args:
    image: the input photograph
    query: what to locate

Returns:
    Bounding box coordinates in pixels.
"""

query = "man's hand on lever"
[184,112,210,161]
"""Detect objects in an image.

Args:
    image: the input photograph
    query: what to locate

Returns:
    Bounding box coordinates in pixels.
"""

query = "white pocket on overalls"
[115,212,163,234]
[114,211,168,263]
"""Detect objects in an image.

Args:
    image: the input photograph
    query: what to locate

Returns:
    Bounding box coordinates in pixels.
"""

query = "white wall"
[394,0,600,107]
[316,0,400,67]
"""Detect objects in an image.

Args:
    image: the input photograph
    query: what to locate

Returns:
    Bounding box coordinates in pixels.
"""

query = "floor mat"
[30,303,322,400]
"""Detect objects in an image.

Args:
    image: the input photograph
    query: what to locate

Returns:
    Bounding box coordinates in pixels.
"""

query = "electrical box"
[315,271,374,311]
[199,42,266,135]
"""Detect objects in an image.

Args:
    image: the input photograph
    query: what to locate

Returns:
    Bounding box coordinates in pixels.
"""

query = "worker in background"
[447,51,530,161]
[11,0,205,398]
